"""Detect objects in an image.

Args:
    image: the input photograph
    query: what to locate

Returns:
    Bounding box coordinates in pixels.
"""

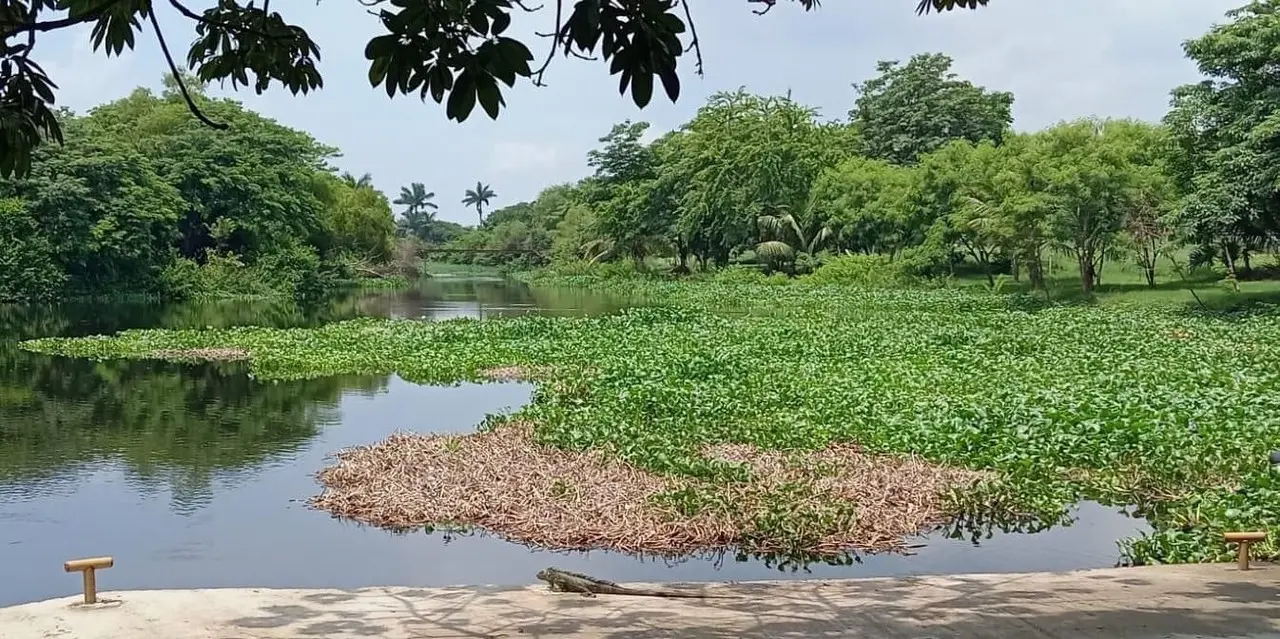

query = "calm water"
[0,278,1150,606]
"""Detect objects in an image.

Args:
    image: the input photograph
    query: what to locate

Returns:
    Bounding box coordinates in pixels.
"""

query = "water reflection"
[0,278,1150,607]
[354,278,630,320]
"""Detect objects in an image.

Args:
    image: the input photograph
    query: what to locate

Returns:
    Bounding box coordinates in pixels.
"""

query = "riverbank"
[1,564,1275,638]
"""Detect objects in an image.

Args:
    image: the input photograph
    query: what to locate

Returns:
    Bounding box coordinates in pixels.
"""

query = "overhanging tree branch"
[0,0,1003,180]
[680,0,703,77]
[146,6,226,130]
[531,0,563,87]
[167,0,276,40]
[2,0,123,34]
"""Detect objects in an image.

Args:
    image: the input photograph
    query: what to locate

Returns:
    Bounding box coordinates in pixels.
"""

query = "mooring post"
[1223,532,1266,571]
[63,556,113,604]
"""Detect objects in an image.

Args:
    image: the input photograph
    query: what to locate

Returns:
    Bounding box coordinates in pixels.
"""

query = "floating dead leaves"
[697,442,991,552]
[478,365,553,382]
[308,422,990,556]
[146,347,250,362]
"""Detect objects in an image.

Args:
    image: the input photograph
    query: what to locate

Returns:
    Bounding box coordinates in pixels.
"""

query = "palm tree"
[399,209,438,242]
[394,182,437,216]
[341,172,374,189]
[462,181,496,224]
[755,203,832,272]
[393,182,439,242]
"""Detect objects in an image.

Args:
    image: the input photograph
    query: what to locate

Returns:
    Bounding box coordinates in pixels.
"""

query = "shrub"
[0,199,66,302]
[804,254,913,287]
[709,265,772,285]
[161,252,271,299]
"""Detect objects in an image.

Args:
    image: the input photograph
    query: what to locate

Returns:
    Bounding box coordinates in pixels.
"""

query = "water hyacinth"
[22,281,1280,564]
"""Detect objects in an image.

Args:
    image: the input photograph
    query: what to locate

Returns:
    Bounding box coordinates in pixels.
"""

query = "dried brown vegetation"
[309,421,989,556]
[478,365,551,382]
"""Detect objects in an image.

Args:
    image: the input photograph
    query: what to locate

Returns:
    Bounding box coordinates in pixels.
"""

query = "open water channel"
[0,277,1151,606]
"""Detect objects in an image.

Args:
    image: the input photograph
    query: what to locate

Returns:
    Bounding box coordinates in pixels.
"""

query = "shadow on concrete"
[223,567,1280,638]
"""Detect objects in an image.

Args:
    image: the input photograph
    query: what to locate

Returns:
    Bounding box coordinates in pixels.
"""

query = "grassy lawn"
[20,278,1280,565]
[937,250,1280,311]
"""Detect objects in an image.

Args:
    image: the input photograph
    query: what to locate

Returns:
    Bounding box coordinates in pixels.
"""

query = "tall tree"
[82,81,335,265]
[919,135,1053,289]
[582,120,674,265]
[0,1,990,178]
[1032,118,1169,296]
[313,173,397,261]
[0,75,390,302]
[463,182,497,224]
[850,53,1014,165]
[808,156,919,258]
[663,90,856,267]
[0,116,185,299]
[393,182,439,242]
[588,121,656,184]
[393,183,438,217]
[1164,0,1280,277]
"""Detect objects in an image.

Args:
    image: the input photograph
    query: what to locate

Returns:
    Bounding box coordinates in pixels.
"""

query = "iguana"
[535,567,737,599]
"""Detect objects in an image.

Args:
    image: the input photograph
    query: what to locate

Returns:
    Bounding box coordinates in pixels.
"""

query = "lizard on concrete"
[535,567,737,599]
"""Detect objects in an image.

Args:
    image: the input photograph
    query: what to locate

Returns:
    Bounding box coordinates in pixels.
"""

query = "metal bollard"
[1223,532,1266,571]
[63,557,114,604]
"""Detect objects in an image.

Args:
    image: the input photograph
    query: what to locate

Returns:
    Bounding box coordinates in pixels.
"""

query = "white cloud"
[41,32,139,113]
[488,141,562,174]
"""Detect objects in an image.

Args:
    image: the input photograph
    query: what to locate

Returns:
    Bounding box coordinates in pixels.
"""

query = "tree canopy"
[14,1,1278,304]
[1,0,993,178]
[851,52,1013,165]
[0,74,397,303]
[427,1,1280,300]
[1164,0,1280,276]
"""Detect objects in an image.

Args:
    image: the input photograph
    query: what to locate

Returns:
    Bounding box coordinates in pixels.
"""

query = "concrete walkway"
[2,564,1278,638]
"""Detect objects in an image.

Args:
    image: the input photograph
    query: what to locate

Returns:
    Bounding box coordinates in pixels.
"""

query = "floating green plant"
[22,281,1280,563]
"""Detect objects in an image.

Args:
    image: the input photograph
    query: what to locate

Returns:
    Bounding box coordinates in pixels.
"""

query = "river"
[0,276,1150,606]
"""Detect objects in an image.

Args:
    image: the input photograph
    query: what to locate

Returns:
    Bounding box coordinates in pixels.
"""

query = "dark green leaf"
[658,68,679,102]
[492,10,511,35]
[631,71,653,108]
[446,71,477,121]
[475,74,503,119]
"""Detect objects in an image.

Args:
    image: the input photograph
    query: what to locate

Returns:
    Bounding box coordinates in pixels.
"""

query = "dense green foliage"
[851,52,1014,165]
[1164,0,1280,278]
[1,1,987,177]
[23,280,1280,564]
[0,76,399,303]
[419,5,1280,301]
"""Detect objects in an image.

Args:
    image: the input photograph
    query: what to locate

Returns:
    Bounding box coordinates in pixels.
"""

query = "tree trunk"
[1223,242,1240,292]
[969,244,994,288]
[1028,257,1045,291]
[1011,257,1020,283]
[713,247,730,268]
[1078,250,1095,297]
[673,240,690,274]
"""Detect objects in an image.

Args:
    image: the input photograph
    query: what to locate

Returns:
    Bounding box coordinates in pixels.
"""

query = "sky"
[37,0,1241,225]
